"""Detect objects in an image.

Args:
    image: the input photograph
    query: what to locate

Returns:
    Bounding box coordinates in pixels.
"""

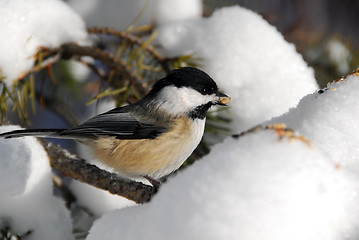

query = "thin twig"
[88,27,166,61]
[21,43,148,96]
[88,27,172,73]
[60,43,148,96]
[74,56,108,80]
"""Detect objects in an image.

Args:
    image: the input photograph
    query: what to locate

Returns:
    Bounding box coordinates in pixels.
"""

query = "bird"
[0,67,230,187]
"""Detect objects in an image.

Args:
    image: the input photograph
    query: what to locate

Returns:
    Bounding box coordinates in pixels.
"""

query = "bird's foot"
[144,176,162,193]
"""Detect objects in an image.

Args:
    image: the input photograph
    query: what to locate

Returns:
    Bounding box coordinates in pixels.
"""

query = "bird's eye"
[202,88,207,94]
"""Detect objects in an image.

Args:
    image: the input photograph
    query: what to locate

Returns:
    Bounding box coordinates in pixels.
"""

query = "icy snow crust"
[0,0,88,84]
[156,6,318,132]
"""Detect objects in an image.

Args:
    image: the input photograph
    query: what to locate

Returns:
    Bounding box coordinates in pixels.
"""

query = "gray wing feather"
[60,108,167,139]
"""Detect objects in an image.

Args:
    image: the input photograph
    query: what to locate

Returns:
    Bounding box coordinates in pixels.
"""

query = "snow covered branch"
[43,141,155,204]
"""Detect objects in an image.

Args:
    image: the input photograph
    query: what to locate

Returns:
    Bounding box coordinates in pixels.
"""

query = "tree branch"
[42,141,155,204]
[87,26,171,73]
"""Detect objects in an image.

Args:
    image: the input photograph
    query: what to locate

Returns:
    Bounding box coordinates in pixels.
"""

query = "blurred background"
[204,0,359,88]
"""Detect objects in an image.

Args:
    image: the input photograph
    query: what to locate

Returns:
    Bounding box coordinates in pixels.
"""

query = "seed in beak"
[219,96,231,105]
[216,92,231,105]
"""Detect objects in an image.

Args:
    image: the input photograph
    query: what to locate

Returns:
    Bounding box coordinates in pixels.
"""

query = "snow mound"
[87,128,359,240]
[0,125,73,240]
[156,6,318,132]
[69,180,136,217]
[271,71,359,174]
[0,0,89,84]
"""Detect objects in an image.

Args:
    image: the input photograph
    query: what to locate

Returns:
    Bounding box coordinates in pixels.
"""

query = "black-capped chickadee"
[0,67,230,185]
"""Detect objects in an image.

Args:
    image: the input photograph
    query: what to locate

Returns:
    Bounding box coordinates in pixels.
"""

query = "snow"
[67,59,92,83]
[271,72,359,174]
[327,39,351,74]
[68,0,151,30]
[69,180,136,217]
[0,0,89,85]
[0,125,73,240]
[87,128,359,240]
[156,6,318,132]
[152,0,202,24]
[68,0,202,30]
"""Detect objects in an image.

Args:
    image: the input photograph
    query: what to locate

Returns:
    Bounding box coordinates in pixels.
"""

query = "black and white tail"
[0,129,66,139]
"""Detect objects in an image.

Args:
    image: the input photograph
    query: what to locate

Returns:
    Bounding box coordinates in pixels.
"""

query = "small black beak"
[216,92,231,106]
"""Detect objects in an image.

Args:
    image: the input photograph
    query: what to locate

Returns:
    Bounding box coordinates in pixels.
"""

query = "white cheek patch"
[156,86,217,115]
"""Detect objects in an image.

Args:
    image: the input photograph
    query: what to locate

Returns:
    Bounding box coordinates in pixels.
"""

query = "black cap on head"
[150,67,219,96]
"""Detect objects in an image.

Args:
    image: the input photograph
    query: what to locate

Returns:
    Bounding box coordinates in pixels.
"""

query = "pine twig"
[88,27,166,61]
[88,27,172,73]
[60,43,140,79]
